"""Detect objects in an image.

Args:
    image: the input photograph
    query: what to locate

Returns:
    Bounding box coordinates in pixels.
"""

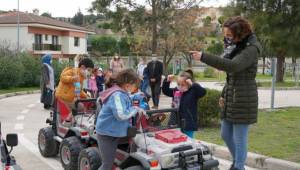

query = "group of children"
[83,68,113,98]
[95,68,206,170]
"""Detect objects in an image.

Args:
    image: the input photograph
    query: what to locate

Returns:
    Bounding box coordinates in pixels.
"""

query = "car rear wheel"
[60,136,84,170]
[78,147,101,170]
[38,127,59,157]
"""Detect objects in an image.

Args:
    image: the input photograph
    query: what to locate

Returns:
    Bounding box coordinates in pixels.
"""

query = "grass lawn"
[196,107,300,163]
[0,87,39,95]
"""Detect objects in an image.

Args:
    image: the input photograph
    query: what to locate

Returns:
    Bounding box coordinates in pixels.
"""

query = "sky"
[0,0,230,18]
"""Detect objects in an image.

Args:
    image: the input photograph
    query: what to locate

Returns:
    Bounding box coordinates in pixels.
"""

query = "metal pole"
[17,0,20,52]
[271,58,277,110]
[296,64,299,87]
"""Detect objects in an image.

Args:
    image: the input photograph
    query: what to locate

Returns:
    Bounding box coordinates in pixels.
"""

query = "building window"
[74,37,80,47]
[52,35,58,45]
[34,34,42,44]
[45,34,48,41]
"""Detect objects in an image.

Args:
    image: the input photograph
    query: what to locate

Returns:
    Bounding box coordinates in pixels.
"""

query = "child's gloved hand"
[167,74,175,82]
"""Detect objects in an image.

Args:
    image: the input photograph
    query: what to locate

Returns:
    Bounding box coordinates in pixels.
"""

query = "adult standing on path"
[191,16,262,170]
[146,54,163,109]
[40,54,54,109]
[110,54,124,74]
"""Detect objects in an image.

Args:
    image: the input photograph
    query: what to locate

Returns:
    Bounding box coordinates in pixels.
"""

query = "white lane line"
[14,123,24,130]
[21,109,29,114]
[16,115,25,120]
[27,104,35,108]
[18,133,63,170]
[36,100,40,103]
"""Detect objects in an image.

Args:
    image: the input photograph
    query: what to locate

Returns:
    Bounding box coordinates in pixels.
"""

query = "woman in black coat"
[191,16,262,170]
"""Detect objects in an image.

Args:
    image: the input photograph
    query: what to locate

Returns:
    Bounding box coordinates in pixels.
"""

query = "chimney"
[32,9,39,15]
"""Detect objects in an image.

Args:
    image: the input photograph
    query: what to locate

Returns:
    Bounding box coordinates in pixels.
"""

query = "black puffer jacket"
[201,34,262,124]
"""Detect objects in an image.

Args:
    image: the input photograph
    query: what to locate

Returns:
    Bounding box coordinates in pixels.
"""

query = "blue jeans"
[221,120,249,170]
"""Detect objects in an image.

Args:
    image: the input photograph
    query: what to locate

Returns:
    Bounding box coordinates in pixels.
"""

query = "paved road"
[0,93,258,170]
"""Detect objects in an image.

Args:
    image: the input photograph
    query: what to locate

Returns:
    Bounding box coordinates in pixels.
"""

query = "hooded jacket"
[96,85,138,137]
[55,67,87,103]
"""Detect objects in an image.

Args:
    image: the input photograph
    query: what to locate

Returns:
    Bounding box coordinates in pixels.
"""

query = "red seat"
[56,99,70,121]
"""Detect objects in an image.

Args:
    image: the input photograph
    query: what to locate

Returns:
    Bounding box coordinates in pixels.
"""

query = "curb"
[0,90,40,100]
[201,141,300,170]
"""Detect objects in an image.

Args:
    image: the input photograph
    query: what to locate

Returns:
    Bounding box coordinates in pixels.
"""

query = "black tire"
[59,136,84,170]
[38,127,59,157]
[78,147,101,170]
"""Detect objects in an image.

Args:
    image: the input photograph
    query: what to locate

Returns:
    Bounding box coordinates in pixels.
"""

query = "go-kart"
[38,97,100,170]
[79,108,219,170]
[0,122,21,170]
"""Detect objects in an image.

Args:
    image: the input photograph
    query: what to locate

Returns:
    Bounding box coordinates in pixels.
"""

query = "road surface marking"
[36,100,40,103]
[21,109,29,114]
[18,133,63,170]
[16,115,25,120]
[14,123,24,130]
[27,104,35,108]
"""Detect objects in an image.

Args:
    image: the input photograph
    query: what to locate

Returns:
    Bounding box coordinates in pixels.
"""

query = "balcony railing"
[33,44,62,51]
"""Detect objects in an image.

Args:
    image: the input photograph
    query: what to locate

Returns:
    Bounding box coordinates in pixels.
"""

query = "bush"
[0,56,24,88]
[198,89,221,127]
[19,54,41,87]
[203,67,216,78]
[52,60,70,86]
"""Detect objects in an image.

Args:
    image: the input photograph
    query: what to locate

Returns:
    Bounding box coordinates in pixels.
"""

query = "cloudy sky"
[0,0,230,18]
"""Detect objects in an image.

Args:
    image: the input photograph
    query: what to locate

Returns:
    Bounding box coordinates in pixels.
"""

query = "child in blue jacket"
[162,69,206,138]
[96,69,146,170]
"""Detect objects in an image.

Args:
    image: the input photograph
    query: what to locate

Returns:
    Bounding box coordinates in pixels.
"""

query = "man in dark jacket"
[146,55,163,109]
[191,16,262,170]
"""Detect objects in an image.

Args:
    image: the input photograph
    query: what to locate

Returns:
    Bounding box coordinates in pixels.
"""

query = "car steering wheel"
[147,113,167,126]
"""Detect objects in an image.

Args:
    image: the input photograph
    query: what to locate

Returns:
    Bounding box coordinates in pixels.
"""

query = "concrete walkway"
[198,82,300,109]
[155,81,300,109]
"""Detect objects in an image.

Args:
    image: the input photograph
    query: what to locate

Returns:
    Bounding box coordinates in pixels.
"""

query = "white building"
[0,11,95,58]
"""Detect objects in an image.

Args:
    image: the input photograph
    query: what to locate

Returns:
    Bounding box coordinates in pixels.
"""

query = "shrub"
[203,67,216,78]
[0,56,24,88]
[198,89,221,127]
[52,60,70,86]
[19,54,41,87]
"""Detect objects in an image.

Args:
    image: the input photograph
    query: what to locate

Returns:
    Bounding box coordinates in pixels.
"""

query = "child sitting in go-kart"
[95,69,148,170]
[55,58,94,122]
[162,69,206,138]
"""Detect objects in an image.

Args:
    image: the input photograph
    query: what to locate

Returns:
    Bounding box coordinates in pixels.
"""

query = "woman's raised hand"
[189,51,203,61]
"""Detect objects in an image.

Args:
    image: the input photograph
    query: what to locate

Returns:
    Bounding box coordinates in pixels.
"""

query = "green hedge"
[198,89,221,127]
[0,50,70,89]
[0,56,24,88]
[19,54,41,87]
[203,67,216,78]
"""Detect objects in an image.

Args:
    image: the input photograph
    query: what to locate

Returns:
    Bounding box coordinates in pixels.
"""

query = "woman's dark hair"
[223,16,252,41]
[105,69,140,88]
[78,58,94,69]
[179,69,194,81]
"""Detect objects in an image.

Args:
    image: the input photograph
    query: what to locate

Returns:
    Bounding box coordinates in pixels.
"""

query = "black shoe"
[229,161,235,170]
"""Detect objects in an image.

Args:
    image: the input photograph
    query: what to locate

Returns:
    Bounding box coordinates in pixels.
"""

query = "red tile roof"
[0,11,93,32]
